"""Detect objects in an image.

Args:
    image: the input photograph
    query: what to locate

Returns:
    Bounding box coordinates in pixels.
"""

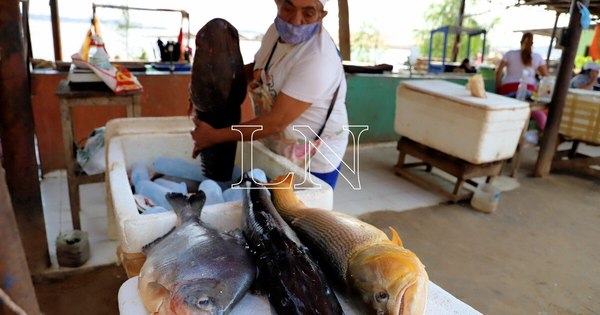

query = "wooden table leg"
[59,100,81,230]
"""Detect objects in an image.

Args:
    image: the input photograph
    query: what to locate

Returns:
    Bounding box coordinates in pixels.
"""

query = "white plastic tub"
[105,117,333,256]
[395,80,530,164]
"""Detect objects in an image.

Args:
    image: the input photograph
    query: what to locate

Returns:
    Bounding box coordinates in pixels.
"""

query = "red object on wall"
[590,24,600,61]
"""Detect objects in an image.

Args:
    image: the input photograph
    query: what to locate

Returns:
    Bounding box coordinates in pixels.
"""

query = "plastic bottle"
[89,35,111,69]
[222,187,244,203]
[537,76,556,102]
[470,183,501,213]
[154,178,187,195]
[247,168,267,183]
[199,179,224,206]
[153,156,207,182]
[516,69,529,101]
[130,162,150,189]
[137,180,174,210]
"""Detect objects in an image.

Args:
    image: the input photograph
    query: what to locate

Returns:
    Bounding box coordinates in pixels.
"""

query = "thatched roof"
[519,0,600,17]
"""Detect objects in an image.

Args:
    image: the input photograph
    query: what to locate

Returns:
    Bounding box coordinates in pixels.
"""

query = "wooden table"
[56,80,141,230]
[395,137,504,203]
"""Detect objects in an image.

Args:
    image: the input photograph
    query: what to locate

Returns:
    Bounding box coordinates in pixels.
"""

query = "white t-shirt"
[501,50,546,85]
[253,24,348,173]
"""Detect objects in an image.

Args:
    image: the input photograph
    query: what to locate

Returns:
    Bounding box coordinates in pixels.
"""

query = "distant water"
[29,14,261,63]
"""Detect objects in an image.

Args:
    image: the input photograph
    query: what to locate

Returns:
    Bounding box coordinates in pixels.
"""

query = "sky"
[28,0,580,63]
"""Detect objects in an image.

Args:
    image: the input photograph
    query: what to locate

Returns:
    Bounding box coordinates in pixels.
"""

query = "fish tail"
[166,192,206,223]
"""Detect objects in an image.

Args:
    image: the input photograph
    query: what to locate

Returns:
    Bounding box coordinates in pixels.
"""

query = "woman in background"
[496,32,549,132]
[495,32,549,97]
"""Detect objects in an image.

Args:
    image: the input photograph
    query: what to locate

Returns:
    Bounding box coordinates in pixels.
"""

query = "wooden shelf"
[56,80,141,230]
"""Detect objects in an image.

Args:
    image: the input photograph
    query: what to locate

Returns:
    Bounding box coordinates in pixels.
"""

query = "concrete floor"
[32,143,600,315]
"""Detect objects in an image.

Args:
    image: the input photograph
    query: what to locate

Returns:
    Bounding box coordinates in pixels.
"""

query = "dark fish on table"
[191,18,247,181]
[241,175,344,315]
[270,174,429,315]
[138,192,255,315]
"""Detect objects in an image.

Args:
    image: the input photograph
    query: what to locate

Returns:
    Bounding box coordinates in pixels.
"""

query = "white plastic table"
[118,276,481,314]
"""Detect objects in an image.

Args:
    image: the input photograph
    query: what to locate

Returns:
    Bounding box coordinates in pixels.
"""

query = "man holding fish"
[191,0,349,189]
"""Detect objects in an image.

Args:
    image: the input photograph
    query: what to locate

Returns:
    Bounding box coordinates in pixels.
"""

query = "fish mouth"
[392,279,428,315]
[393,281,414,315]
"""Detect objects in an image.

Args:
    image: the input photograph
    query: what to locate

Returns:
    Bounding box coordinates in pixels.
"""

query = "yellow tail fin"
[267,173,295,189]
[388,227,404,247]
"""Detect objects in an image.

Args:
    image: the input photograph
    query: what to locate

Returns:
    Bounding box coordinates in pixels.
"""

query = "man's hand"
[191,118,217,159]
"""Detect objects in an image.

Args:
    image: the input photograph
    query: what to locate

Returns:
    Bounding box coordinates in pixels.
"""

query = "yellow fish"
[268,174,429,315]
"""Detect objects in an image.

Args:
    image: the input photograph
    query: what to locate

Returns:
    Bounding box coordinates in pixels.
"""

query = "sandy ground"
[33,147,600,314]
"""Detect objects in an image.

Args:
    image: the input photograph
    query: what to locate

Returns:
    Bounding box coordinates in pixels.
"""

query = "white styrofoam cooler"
[395,80,530,164]
[105,117,333,254]
[118,276,482,315]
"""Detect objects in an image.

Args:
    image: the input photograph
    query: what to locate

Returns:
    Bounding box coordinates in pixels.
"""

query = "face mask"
[274,16,320,45]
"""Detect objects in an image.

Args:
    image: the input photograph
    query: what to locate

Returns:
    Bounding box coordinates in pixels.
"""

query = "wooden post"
[546,12,560,64]
[0,0,50,273]
[50,0,62,61]
[451,0,466,62]
[534,0,589,177]
[0,167,42,315]
[337,0,351,61]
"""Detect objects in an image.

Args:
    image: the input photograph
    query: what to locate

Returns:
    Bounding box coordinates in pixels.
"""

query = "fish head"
[160,279,230,315]
[348,244,428,315]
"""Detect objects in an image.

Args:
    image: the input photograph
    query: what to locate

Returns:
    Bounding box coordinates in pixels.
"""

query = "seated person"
[570,62,599,90]
[456,58,477,73]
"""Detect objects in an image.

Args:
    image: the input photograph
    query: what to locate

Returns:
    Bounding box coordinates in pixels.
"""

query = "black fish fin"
[142,226,176,255]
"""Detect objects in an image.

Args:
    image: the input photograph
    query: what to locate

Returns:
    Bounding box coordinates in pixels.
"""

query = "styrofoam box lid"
[401,80,530,110]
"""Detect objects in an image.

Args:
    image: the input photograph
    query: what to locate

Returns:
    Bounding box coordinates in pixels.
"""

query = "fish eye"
[196,296,213,309]
[375,291,389,303]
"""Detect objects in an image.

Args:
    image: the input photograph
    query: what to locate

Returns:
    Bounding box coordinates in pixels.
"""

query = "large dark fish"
[241,176,344,315]
[270,174,429,315]
[138,192,255,315]
[191,18,246,181]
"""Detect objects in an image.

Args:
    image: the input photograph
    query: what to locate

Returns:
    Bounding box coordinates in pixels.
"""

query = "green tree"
[351,22,385,63]
[414,0,499,64]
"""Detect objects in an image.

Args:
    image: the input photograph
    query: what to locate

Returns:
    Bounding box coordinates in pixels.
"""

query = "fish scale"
[282,208,390,281]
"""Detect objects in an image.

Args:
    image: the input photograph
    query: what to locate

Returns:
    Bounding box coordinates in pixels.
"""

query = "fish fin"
[142,281,170,313]
[142,226,176,255]
[165,192,188,214]
[188,192,207,214]
[389,227,404,247]
[224,228,247,245]
[267,173,294,188]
